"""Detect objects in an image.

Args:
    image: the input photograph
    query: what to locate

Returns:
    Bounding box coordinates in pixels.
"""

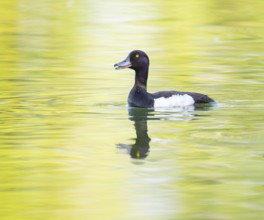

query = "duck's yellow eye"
[135,54,140,58]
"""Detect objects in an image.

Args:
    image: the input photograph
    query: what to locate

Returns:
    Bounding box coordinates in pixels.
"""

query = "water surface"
[0,0,264,219]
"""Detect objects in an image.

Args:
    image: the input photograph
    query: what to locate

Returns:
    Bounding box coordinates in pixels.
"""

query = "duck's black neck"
[134,66,149,89]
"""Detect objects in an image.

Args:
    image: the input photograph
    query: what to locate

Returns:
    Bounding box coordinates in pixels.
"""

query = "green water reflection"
[1,0,264,219]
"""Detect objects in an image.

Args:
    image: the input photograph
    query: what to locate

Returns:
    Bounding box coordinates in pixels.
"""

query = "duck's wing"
[152,91,214,104]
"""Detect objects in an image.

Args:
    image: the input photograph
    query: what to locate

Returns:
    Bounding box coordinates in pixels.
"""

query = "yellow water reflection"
[0,0,264,220]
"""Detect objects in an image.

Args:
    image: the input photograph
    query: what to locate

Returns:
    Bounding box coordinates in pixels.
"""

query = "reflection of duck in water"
[117,108,152,159]
[117,106,214,159]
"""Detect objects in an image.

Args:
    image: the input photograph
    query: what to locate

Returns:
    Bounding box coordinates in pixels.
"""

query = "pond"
[0,0,264,219]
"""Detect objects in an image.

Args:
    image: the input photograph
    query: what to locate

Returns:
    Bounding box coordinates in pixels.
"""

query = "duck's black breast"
[128,86,154,108]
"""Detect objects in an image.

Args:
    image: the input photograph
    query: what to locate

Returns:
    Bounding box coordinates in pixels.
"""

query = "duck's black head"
[114,50,149,71]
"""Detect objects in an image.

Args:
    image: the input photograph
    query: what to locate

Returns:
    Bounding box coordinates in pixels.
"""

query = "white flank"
[154,94,195,108]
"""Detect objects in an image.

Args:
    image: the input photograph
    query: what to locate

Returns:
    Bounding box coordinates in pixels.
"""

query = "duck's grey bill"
[114,58,132,69]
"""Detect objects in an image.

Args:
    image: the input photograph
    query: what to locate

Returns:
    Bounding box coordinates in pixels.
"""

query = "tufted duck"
[114,50,215,108]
